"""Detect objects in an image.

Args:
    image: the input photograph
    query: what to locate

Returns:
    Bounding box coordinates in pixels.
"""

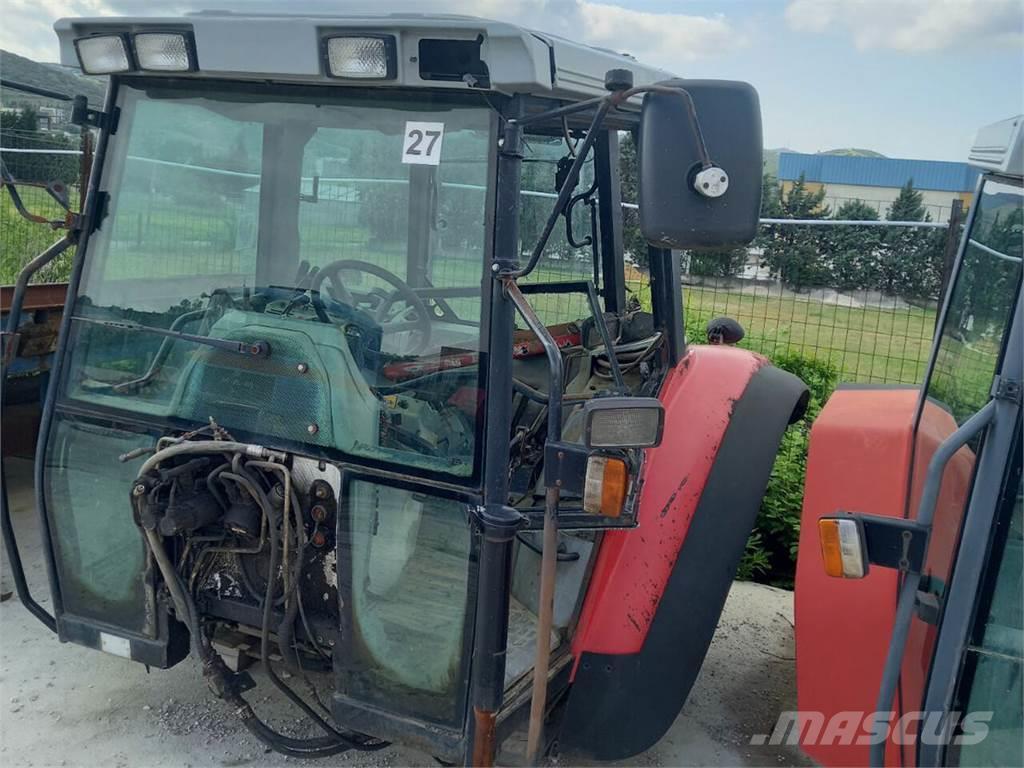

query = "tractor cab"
[1,11,807,766]
[797,116,1023,767]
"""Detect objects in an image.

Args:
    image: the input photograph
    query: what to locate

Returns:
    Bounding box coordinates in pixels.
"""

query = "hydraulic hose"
[247,460,307,676]
[132,447,388,758]
[255,486,362,747]
[137,440,287,477]
[142,515,369,758]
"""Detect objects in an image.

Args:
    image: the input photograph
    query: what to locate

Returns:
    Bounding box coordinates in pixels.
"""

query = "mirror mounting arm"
[501,75,721,281]
[503,97,614,280]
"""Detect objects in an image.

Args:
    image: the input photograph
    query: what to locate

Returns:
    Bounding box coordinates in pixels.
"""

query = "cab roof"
[55,11,675,104]
[968,115,1023,178]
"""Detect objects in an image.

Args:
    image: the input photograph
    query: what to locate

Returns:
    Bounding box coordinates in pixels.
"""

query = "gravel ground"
[1,457,809,767]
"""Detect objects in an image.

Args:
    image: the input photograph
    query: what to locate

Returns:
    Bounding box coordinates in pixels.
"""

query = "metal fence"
[1,147,956,385]
[1,140,84,285]
[673,215,956,385]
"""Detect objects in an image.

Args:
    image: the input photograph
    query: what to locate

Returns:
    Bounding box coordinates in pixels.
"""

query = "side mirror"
[638,79,763,250]
[582,397,665,449]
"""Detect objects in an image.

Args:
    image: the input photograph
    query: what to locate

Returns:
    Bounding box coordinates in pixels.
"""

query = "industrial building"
[777,151,981,221]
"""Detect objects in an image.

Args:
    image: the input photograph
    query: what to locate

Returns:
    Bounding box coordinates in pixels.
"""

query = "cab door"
[899,176,1023,766]
[795,174,1023,767]
[929,432,1021,767]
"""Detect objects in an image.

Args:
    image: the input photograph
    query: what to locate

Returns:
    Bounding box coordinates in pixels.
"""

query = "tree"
[759,170,783,218]
[618,132,648,267]
[887,178,928,222]
[0,105,78,184]
[688,247,749,278]
[7,109,77,187]
[759,174,832,288]
[954,204,1023,334]
[1,104,39,133]
[877,179,944,299]
[822,199,880,291]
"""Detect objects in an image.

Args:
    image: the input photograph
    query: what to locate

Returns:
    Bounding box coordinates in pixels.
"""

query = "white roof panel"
[968,115,1023,177]
[54,11,675,103]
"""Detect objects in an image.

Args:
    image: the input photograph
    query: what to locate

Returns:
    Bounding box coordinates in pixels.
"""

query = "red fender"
[571,345,766,664]
[560,345,806,761]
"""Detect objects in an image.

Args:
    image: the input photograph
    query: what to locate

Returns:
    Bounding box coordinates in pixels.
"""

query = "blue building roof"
[777,152,981,193]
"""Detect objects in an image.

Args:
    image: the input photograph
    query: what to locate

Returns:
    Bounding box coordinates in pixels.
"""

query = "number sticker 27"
[402,121,445,166]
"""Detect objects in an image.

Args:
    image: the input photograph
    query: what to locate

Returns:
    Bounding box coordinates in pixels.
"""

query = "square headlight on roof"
[74,34,132,75]
[133,32,197,72]
[324,35,396,79]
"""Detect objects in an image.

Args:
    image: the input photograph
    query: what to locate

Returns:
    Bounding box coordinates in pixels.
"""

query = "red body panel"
[796,388,918,768]
[571,345,765,667]
[795,389,972,767]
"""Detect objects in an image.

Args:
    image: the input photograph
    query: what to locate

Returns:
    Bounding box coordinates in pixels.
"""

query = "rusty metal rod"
[502,280,568,763]
[471,708,499,767]
[526,486,560,764]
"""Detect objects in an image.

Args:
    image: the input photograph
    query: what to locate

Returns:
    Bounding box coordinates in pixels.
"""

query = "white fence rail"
[1,147,951,229]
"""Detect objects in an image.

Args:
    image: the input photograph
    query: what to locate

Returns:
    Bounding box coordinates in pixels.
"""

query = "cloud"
[576,1,742,64]
[785,0,1023,52]
[1,1,116,61]
[0,0,742,71]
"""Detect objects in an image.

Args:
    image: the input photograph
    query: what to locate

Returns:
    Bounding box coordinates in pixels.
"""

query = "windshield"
[61,82,493,479]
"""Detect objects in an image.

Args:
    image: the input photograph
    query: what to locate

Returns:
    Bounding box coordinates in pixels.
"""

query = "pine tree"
[618,132,648,267]
[887,179,929,223]
[759,174,831,288]
[823,200,881,291]
[877,178,943,298]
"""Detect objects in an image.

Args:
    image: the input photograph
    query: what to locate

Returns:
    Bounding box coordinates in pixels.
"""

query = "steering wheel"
[311,259,432,355]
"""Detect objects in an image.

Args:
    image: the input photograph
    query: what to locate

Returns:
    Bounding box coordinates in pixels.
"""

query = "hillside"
[820,147,886,158]
[0,49,106,107]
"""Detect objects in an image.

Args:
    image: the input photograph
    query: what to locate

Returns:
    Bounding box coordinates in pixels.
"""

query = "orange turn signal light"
[818,517,868,578]
[583,455,629,518]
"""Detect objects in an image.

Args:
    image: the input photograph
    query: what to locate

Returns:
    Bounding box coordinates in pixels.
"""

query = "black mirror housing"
[638,79,763,251]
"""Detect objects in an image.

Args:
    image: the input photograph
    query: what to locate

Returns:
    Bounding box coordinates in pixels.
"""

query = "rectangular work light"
[133,32,196,72]
[583,397,665,450]
[324,35,396,79]
[74,34,132,75]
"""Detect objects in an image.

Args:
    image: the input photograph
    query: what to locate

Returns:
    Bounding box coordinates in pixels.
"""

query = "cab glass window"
[518,133,600,324]
[58,83,493,480]
[949,453,1022,767]
[904,178,1022,717]
[925,179,1022,424]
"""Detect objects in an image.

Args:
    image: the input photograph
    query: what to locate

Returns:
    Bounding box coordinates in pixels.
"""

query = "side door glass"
[926,179,1023,423]
[948,450,1022,767]
[901,177,1022,736]
[518,134,599,324]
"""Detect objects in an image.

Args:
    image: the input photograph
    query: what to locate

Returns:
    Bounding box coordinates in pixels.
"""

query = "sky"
[2,0,1021,161]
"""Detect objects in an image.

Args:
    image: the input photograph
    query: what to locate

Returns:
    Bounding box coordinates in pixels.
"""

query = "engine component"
[223,495,261,539]
[129,437,388,760]
[158,484,221,536]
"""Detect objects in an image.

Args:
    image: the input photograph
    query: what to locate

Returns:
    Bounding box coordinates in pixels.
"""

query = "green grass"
[629,279,936,386]
[1,186,79,284]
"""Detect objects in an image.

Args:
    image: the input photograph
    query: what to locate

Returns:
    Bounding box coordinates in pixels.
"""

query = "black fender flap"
[558,364,808,761]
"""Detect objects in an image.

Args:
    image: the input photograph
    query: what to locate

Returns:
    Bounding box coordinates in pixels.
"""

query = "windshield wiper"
[73,315,272,359]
